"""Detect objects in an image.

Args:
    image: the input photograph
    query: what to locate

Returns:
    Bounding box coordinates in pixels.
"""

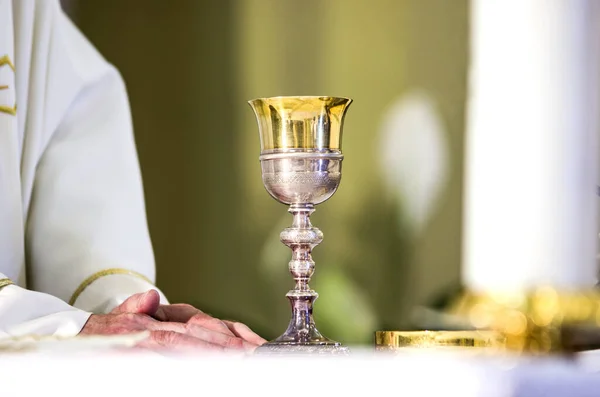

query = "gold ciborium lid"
[248,96,352,153]
[375,330,506,350]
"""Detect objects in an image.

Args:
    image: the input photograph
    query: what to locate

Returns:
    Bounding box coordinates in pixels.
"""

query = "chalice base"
[254,301,350,355]
[254,340,350,355]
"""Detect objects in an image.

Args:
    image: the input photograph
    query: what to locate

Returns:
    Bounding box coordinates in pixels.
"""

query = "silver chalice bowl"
[248,96,353,354]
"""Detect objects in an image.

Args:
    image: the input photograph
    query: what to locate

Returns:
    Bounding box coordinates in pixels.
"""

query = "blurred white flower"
[378,90,449,235]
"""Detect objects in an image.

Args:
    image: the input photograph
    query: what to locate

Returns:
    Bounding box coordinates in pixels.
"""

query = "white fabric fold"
[0,283,91,338]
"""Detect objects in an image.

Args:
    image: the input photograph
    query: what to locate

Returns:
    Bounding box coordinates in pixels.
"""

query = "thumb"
[111,290,161,316]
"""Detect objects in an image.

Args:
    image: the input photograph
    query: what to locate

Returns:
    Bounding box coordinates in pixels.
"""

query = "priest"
[0,0,265,351]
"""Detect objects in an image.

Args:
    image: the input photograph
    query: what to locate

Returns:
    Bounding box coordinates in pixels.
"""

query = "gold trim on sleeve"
[69,268,154,306]
[0,278,13,290]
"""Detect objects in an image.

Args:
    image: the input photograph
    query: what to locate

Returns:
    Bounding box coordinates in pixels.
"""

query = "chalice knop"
[248,96,353,354]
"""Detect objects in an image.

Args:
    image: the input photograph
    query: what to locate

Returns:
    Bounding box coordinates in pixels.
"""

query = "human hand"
[79,290,263,352]
[150,303,267,346]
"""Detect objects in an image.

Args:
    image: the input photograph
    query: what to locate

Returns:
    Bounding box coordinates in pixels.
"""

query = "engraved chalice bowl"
[248,96,353,354]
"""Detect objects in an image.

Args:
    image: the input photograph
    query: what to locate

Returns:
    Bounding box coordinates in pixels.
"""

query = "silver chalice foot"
[248,96,353,355]
[254,289,350,355]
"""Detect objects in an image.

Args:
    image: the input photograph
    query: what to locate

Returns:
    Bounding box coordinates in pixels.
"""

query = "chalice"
[248,96,353,354]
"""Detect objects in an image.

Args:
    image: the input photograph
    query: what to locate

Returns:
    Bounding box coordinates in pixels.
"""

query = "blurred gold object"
[375,330,505,350]
[448,287,600,354]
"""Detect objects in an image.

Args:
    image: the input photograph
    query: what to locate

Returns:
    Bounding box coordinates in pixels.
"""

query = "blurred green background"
[62,0,468,344]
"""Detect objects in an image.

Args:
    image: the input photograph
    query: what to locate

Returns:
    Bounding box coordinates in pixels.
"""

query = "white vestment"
[0,0,167,338]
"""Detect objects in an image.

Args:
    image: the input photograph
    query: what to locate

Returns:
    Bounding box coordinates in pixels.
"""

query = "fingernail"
[137,290,153,309]
[141,291,151,301]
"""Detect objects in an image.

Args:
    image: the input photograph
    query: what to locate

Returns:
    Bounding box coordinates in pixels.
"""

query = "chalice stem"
[276,204,327,342]
[284,204,320,292]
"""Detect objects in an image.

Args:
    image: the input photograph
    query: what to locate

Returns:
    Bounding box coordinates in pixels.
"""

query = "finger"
[223,320,268,345]
[183,323,257,350]
[153,304,203,323]
[139,330,225,352]
[144,319,252,350]
[111,290,161,316]
[186,313,235,336]
[152,305,239,340]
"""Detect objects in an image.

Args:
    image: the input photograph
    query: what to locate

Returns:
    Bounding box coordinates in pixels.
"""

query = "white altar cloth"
[0,338,598,397]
